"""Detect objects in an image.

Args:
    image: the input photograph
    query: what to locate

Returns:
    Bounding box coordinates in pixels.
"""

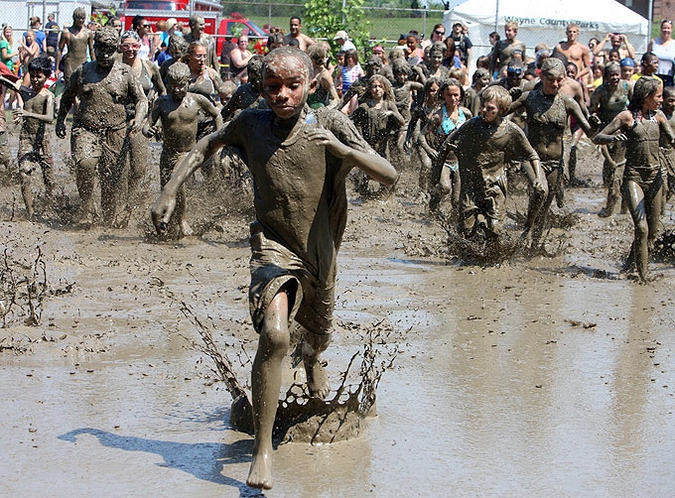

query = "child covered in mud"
[151,47,397,490]
[143,62,222,238]
[436,85,544,239]
[426,78,472,213]
[594,77,675,281]
[0,55,55,219]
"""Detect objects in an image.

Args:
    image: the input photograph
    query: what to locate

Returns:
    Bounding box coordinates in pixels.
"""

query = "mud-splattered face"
[606,68,621,88]
[663,93,675,114]
[504,26,516,40]
[442,85,461,108]
[370,79,385,100]
[644,86,663,112]
[263,55,309,120]
[541,72,563,95]
[74,14,86,27]
[29,69,47,91]
[480,98,501,124]
[189,46,207,71]
[95,43,118,68]
[430,50,443,68]
[427,82,440,101]
[169,78,189,100]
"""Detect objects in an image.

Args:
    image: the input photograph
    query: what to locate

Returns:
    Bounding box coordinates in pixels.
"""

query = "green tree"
[303,0,372,53]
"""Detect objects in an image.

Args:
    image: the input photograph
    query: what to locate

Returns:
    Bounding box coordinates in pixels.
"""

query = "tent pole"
[494,0,499,32]
[648,0,653,40]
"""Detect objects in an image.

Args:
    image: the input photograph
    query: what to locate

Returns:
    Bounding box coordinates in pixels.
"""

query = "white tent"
[444,0,649,71]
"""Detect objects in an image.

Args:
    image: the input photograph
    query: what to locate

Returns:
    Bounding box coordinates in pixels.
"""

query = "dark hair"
[629,76,662,112]
[641,51,657,63]
[290,16,302,24]
[132,15,145,30]
[27,54,52,78]
[603,61,621,80]
[439,77,465,103]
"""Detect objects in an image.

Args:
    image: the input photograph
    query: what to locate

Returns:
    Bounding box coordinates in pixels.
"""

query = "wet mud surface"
[1,133,675,497]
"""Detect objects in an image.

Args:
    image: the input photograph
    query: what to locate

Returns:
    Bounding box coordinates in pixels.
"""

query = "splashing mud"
[180,299,399,444]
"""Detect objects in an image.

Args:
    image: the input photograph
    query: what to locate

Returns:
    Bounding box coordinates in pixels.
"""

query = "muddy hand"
[151,194,176,234]
[306,128,350,158]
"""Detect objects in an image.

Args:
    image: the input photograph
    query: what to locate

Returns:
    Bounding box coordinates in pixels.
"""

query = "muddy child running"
[151,47,398,490]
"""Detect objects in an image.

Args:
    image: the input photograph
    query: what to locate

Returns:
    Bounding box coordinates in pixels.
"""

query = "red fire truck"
[118,0,222,34]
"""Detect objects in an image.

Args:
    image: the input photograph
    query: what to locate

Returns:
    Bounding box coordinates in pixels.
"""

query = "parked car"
[217,15,268,54]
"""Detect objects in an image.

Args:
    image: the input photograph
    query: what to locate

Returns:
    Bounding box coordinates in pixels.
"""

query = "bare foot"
[304,355,330,399]
[247,446,273,490]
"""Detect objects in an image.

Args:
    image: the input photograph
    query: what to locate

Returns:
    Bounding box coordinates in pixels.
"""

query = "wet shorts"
[71,125,126,167]
[248,223,335,336]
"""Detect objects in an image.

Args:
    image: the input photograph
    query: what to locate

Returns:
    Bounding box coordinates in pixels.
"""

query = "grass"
[247,13,447,43]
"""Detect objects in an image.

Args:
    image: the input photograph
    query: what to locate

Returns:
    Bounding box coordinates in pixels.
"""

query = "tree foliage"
[303,0,372,53]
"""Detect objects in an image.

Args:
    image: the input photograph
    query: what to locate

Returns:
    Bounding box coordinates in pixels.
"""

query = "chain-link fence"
[222,2,448,44]
[2,2,62,33]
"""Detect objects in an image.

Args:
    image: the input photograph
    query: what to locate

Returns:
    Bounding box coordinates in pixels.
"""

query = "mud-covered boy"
[151,47,398,490]
[0,55,55,219]
[143,62,222,237]
[437,85,545,238]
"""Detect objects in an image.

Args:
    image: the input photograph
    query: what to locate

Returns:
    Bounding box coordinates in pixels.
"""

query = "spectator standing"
[184,15,219,71]
[18,30,40,83]
[594,32,636,64]
[230,35,253,82]
[132,16,152,60]
[450,22,472,67]
[24,17,46,54]
[333,30,356,52]
[490,21,526,78]
[554,24,591,80]
[283,17,315,51]
[45,13,59,55]
[421,23,445,49]
[648,20,675,86]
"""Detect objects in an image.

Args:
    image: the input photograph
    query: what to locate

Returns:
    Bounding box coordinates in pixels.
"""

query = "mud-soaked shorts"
[71,125,126,166]
[623,164,662,194]
[18,137,51,173]
[159,148,187,187]
[248,223,334,336]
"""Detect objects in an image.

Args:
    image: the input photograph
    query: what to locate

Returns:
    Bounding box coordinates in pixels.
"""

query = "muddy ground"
[1,124,674,497]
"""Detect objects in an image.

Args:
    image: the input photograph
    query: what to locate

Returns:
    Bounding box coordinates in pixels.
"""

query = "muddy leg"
[19,167,34,219]
[41,154,56,202]
[302,329,331,399]
[624,180,649,280]
[75,157,98,224]
[248,291,290,490]
[127,132,148,213]
[530,169,559,248]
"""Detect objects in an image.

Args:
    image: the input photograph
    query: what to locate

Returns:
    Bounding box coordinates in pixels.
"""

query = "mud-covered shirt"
[219,105,377,282]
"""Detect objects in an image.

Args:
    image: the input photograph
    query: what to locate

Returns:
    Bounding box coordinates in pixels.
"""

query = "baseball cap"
[620,57,636,68]
[333,30,349,41]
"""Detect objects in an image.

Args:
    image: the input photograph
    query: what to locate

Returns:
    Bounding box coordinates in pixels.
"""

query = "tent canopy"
[445,0,649,71]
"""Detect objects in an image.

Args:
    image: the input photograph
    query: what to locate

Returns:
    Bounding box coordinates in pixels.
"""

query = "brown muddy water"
[1,135,674,497]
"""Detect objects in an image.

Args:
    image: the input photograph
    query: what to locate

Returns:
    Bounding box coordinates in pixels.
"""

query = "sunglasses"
[141,24,150,28]
[507,67,523,75]
[434,30,445,35]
